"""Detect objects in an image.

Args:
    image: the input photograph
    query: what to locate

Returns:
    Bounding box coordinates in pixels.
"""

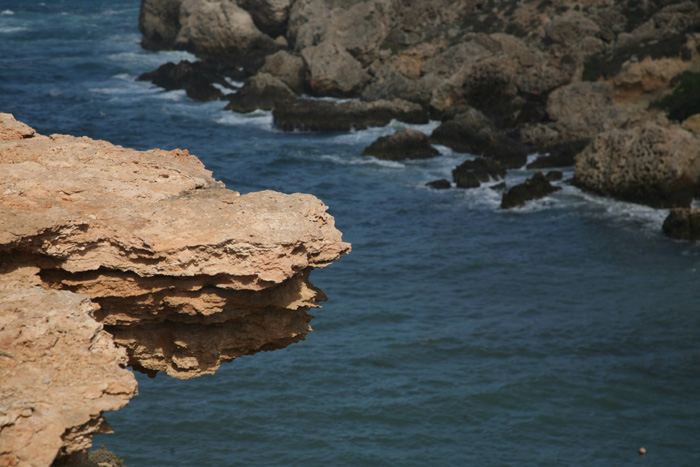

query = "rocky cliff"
[0,113,350,465]
[137,0,700,216]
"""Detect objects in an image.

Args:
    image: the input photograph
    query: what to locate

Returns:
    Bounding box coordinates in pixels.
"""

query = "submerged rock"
[425,179,452,189]
[501,171,561,209]
[0,113,350,465]
[272,98,428,132]
[662,207,700,241]
[361,129,439,160]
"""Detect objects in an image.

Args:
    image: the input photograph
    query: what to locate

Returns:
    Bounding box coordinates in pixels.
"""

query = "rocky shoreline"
[138,0,700,238]
[0,113,350,465]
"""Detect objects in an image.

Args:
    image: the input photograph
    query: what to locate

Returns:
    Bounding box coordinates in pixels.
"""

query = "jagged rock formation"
[0,113,350,465]
[136,0,700,218]
[452,157,506,189]
[501,172,562,209]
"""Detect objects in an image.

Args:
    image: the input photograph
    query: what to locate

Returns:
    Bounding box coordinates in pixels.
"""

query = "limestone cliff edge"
[0,113,350,466]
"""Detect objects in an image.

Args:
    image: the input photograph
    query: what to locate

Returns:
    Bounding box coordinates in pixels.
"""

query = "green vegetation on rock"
[88,445,125,467]
[651,71,700,121]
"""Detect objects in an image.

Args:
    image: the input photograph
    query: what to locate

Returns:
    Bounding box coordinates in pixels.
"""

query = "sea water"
[1,1,699,465]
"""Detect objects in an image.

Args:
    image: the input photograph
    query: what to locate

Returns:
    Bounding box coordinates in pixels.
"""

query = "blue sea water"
[1,1,700,465]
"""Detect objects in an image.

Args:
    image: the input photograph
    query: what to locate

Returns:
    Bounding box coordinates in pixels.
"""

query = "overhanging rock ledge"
[0,113,350,466]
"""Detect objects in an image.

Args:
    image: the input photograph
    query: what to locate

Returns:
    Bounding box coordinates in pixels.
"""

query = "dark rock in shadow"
[431,107,530,168]
[545,170,563,181]
[272,98,428,132]
[663,208,700,241]
[501,171,561,208]
[452,157,506,189]
[527,138,591,169]
[361,129,439,160]
[137,60,238,102]
[426,179,452,189]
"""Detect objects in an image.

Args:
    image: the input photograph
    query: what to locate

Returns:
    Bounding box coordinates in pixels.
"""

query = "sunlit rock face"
[0,113,350,465]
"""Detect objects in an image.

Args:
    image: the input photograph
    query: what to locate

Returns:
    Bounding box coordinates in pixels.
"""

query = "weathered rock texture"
[0,113,350,465]
[574,123,700,208]
[137,0,700,211]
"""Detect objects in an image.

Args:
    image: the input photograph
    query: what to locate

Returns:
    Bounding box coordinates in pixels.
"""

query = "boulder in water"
[501,171,561,208]
[361,129,439,160]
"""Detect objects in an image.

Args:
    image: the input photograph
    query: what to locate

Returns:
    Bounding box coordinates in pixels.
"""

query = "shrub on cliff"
[652,71,700,122]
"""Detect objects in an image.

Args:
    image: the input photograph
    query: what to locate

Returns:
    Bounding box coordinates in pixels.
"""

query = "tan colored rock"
[683,113,700,133]
[301,41,371,96]
[0,112,35,141]
[547,81,614,122]
[545,10,601,46]
[175,0,278,62]
[0,113,350,464]
[612,56,693,102]
[259,50,307,93]
[574,122,700,208]
[0,275,137,467]
[289,0,391,66]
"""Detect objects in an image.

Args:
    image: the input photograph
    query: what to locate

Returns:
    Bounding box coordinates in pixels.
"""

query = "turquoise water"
[1,2,699,465]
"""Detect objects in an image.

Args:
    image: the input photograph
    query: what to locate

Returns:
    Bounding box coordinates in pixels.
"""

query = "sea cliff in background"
[138,0,700,233]
[0,113,350,466]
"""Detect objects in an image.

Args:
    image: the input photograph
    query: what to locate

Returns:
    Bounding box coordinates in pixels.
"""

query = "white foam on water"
[320,154,406,169]
[561,184,669,234]
[525,153,543,167]
[107,49,197,72]
[214,109,274,129]
[329,119,441,146]
[154,89,188,101]
[1,10,14,15]
[455,183,504,210]
[0,25,25,33]
[224,77,244,88]
[87,74,164,100]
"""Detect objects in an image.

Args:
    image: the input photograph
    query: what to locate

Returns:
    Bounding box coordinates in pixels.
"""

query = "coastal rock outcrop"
[431,107,529,168]
[452,158,506,189]
[272,98,428,132]
[662,207,700,241]
[224,72,296,113]
[137,60,237,102]
[301,41,371,97]
[501,172,562,209]
[0,113,350,465]
[361,129,438,161]
[139,0,279,66]
[573,123,700,208]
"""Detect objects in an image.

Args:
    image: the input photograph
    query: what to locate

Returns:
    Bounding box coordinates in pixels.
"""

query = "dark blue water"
[2,2,700,465]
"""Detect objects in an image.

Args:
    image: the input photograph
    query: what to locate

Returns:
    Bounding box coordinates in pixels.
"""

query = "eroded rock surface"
[574,123,700,208]
[0,113,350,465]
